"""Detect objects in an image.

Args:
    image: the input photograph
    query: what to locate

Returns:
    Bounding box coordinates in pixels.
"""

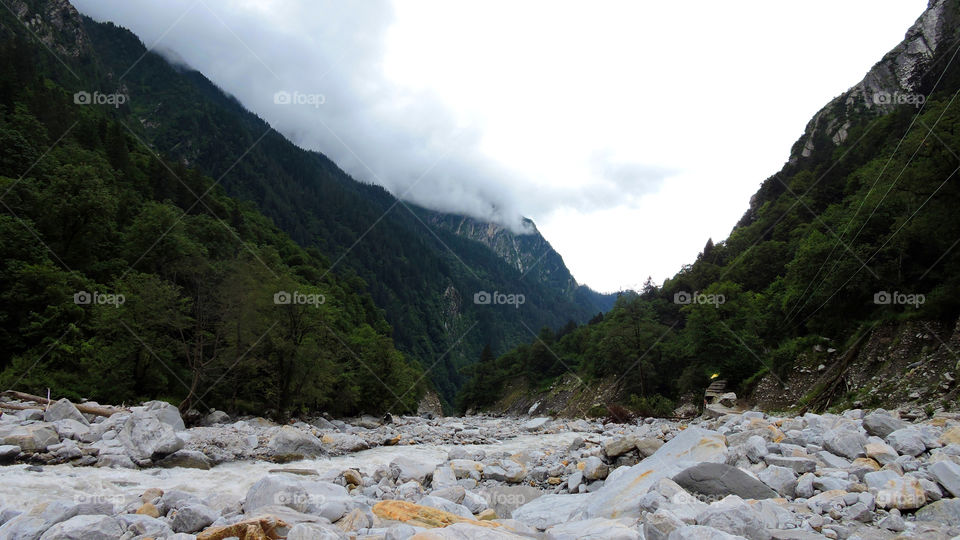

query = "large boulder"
[673,463,778,500]
[391,455,442,484]
[170,504,218,533]
[822,427,867,459]
[42,399,88,426]
[138,400,186,431]
[0,424,59,452]
[511,493,590,530]
[0,500,113,540]
[916,498,960,526]
[886,428,926,457]
[863,410,908,438]
[117,411,184,461]
[865,470,926,510]
[268,426,325,459]
[583,427,727,519]
[37,515,121,540]
[244,474,352,522]
[930,460,960,497]
[694,497,767,540]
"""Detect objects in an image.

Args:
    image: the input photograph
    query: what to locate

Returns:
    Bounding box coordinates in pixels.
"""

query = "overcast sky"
[74,0,928,293]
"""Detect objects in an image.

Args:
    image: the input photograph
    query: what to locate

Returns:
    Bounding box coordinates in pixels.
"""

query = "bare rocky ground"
[2,396,960,539]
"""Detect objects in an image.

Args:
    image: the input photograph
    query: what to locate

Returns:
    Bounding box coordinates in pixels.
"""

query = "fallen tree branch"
[1,390,127,417]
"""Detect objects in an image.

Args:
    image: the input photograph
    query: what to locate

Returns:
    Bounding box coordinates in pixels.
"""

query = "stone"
[758,465,798,498]
[822,428,866,459]
[580,456,608,480]
[0,423,59,452]
[635,437,665,457]
[666,524,746,539]
[645,509,685,540]
[139,400,186,431]
[916,498,960,526]
[695,498,767,540]
[371,500,497,529]
[863,411,908,438]
[117,411,184,461]
[157,449,212,470]
[545,517,641,539]
[511,493,590,530]
[116,514,172,538]
[864,442,898,465]
[864,470,926,510]
[244,474,351,522]
[604,435,639,458]
[0,444,20,463]
[718,392,737,408]
[584,427,727,519]
[431,486,466,505]
[742,435,768,463]
[95,454,136,469]
[409,522,524,539]
[418,496,473,520]
[391,455,442,484]
[816,451,851,469]
[0,500,112,540]
[521,417,550,431]
[432,465,458,489]
[448,459,483,480]
[673,462,778,500]
[42,399,89,426]
[336,508,371,531]
[170,504,218,533]
[287,522,349,539]
[37,515,121,540]
[939,427,960,446]
[478,486,541,518]
[886,428,926,457]
[762,455,816,474]
[267,426,325,459]
[795,473,815,498]
[806,490,848,514]
[204,410,230,425]
[844,502,872,522]
[929,460,960,497]
[567,471,584,492]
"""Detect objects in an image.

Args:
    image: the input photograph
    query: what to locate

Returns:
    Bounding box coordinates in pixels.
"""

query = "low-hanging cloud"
[72,0,671,232]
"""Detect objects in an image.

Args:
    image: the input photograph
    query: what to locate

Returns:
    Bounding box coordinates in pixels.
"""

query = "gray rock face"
[390,455,441,484]
[37,515,121,540]
[42,399,88,426]
[673,463,778,500]
[604,436,639,458]
[157,449,212,469]
[822,428,867,459]
[244,474,352,522]
[546,517,641,540]
[916,498,960,526]
[0,501,112,540]
[511,493,590,530]
[139,400,186,431]
[267,425,325,458]
[170,504,218,533]
[286,522,349,540]
[863,411,908,438]
[886,428,926,457]
[581,456,609,480]
[696,500,767,540]
[115,514,173,538]
[118,411,184,461]
[0,424,59,452]
[758,465,798,498]
[762,455,816,474]
[929,460,960,497]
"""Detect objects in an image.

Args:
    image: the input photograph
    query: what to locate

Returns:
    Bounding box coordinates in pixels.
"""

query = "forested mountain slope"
[0,0,615,406]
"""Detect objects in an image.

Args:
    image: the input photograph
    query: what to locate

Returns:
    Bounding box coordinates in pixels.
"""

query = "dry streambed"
[2,397,960,539]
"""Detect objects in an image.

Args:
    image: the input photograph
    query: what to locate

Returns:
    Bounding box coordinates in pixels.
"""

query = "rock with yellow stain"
[547,477,562,485]
[136,502,160,518]
[940,426,960,446]
[852,457,881,472]
[372,500,500,529]
[196,517,287,540]
[477,509,498,520]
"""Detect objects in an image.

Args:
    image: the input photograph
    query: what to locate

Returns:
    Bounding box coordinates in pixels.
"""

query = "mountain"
[461,0,960,415]
[0,0,615,408]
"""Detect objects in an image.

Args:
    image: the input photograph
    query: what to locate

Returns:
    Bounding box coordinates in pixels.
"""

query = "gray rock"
[117,411,184,461]
[546,517,641,539]
[667,524,745,539]
[822,428,866,459]
[758,465,797,498]
[157,449,212,470]
[584,427,727,519]
[511,493,590,530]
[417,495,473,519]
[0,500,112,540]
[37,515,121,540]
[479,486,541,518]
[762,455,816,474]
[390,455,441,484]
[645,509,685,540]
[522,417,551,431]
[203,410,230,425]
[42,399,89,426]
[567,471,584,493]
[95,454,136,469]
[431,486,466,504]
[696,499,767,540]
[795,473,815,498]
[604,436,639,458]
[286,522,349,539]
[267,426,325,459]
[139,400,186,431]
[916,497,960,526]
[170,504,218,533]
[115,514,173,538]
[244,474,351,522]
[0,423,59,452]
[844,502,872,522]
[930,460,960,497]
[673,463,779,500]
[886,428,926,457]
[815,451,851,469]
[863,411,908,438]
[0,444,20,463]
[581,456,608,480]
[742,436,768,463]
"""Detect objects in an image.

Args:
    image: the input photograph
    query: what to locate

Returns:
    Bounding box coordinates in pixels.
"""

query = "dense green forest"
[0,35,423,418]
[460,38,960,414]
[0,1,614,410]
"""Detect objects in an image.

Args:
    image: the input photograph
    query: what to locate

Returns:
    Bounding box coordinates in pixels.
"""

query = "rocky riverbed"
[2,398,960,539]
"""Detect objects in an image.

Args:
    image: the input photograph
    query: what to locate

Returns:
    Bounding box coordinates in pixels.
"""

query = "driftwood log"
[1,390,127,417]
